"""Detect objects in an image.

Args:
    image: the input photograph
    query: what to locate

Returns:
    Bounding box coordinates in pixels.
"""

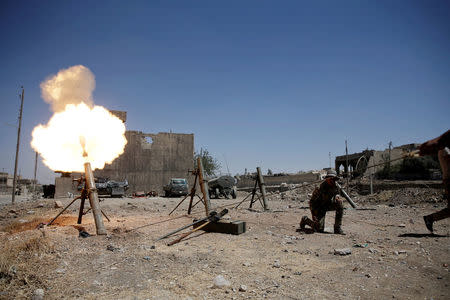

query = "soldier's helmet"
[325,169,338,178]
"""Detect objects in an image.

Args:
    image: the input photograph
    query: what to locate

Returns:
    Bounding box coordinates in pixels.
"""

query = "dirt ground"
[0,187,448,300]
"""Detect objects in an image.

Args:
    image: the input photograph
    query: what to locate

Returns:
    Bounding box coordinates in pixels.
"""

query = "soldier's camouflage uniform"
[301,180,344,233]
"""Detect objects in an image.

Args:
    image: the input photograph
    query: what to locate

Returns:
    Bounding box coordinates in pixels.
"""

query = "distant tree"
[194,148,221,177]
[267,169,273,176]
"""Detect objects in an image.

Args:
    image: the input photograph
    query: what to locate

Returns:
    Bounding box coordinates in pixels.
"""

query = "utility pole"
[370,156,374,195]
[12,87,24,204]
[329,152,331,169]
[223,154,230,175]
[345,140,349,188]
[388,141,392,175]
[33,152,38,197]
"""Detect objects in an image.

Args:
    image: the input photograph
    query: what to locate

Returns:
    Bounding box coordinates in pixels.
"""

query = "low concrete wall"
[237,173,319,188]
[55,176,80,198]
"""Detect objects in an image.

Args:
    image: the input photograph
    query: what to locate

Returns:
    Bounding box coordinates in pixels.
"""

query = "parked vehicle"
[208,175,237,199]
[78,177,128,197]
[97,178,128,197]
[163,178,189,197]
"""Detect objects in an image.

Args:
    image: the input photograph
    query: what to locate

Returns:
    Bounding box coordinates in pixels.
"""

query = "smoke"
[40,65,95,112]
[31,65,127,172]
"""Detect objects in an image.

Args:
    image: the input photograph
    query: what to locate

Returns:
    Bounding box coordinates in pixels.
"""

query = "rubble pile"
[356,187,443,205]
[266,183,317,202]
[264,182,443,207]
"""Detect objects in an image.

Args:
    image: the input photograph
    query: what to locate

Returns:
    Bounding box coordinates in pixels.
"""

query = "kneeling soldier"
[300,169,345,234]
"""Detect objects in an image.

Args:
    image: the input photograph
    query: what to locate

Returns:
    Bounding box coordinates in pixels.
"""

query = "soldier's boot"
[334,225,345,235]
[423,215,434,232]
[299,216,307,230]
[299,216,315,230]
[423,181,450,232]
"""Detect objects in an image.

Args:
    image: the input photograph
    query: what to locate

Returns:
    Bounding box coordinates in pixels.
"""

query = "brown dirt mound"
[1,216,79,234]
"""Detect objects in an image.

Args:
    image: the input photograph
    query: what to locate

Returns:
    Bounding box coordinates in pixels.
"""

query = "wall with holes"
[94,131,194,194]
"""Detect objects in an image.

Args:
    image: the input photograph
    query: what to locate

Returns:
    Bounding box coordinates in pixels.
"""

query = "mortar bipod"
[234,167,268,210]
[169,157,212,217]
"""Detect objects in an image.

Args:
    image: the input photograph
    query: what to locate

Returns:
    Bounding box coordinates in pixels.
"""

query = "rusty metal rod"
[77,197,86,224]
[187,171,199,214]
[169,194,190,216]
[167,220,211,246]
[77,187,87,224]
[48,196,82,225]
[167,209,228,246]
[155,213,213,241]
[101,209,111,222]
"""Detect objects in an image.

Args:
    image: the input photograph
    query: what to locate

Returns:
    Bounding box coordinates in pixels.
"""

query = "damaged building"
[95,130,194,194]
[335,143,425,178]
[93,111,194,194]
[54,110,194,196]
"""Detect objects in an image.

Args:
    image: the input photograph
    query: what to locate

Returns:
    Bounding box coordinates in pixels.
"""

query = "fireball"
[31,65,127,172]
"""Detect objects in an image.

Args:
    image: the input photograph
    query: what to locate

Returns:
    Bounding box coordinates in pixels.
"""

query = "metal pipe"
[187,172,198,214]
[84,162,107,235]
[167,209,228,246]
[48,196,82,225]
[155,213,213,241]
[336,182,357,208]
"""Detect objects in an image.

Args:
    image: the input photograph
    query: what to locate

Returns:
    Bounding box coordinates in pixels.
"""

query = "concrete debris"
[31,289,44,300]
[213,275,231,288]
[334,248,352,256]
[106,245,120,252]
[93,280,101,286]
[273,260,281,268]
[239,284,248,292]
[54,200,63,208]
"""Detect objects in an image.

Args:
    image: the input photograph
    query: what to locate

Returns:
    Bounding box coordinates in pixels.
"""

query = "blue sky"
[0,1,449,183]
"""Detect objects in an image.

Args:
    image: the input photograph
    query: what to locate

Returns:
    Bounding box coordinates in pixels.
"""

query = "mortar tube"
[84,162,107,235]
